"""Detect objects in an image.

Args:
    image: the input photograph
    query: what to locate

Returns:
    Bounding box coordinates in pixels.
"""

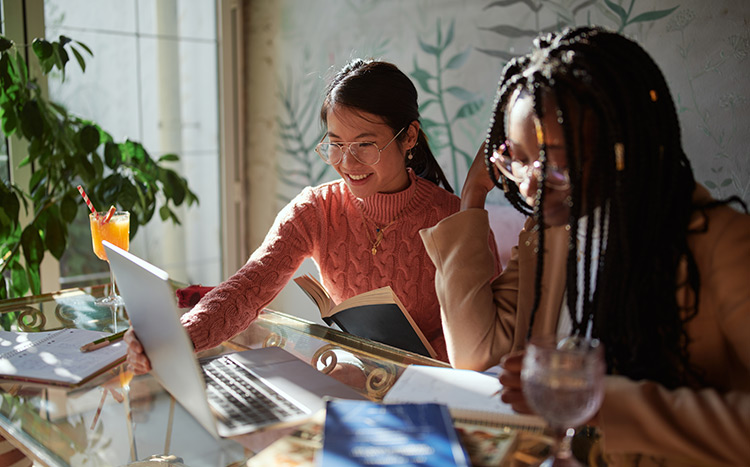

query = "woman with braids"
[420,27,750,464]
[125,59,501,370]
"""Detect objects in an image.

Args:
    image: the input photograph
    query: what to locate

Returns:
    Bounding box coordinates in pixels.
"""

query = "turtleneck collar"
[354,169,419,225]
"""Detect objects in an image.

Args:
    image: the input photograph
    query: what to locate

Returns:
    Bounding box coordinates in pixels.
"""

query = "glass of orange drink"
[89,211,130,306]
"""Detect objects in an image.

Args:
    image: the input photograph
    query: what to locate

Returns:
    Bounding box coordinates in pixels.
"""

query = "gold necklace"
[358,199,413,256]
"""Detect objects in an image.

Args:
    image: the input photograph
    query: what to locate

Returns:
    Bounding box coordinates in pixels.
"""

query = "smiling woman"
[124,58,503,374]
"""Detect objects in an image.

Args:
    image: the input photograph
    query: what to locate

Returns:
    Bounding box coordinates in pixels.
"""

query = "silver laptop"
[103,241,364,438]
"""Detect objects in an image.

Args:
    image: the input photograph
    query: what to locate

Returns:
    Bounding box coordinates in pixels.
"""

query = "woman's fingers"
[124,328,152,374]
[499,350,534,413]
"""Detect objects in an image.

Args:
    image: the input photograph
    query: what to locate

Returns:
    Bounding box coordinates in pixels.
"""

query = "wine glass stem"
[108,263,118,300]
[555,427,576,460]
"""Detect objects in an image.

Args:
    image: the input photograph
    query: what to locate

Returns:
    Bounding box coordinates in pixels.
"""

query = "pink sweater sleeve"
[181,189,319,352]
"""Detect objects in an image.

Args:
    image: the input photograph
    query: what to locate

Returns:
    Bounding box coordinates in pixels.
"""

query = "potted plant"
[0,34,198,301]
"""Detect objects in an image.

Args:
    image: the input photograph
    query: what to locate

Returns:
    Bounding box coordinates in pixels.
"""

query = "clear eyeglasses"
[315,127,405,166]
[490,140,570,190]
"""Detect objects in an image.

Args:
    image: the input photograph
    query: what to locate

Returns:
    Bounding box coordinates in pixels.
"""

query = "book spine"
[450,409,546,433]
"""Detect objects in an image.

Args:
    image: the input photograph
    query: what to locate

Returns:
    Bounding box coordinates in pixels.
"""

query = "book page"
[383,365,546,430]
[0,329,127,385]
[293,274,334,314]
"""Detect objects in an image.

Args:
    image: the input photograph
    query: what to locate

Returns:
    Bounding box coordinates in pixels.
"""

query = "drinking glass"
[89,211,130,307]
[521,336,605,466]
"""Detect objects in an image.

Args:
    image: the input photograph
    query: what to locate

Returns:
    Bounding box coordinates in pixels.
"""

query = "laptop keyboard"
[201,355,305,428]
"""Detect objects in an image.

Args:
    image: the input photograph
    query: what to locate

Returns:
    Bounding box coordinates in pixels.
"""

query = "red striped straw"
[77,185,99,221]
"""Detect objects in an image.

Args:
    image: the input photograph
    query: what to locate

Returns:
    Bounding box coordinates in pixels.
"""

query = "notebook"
[383,365,546,432]
[0,328,126,386]
[103,241,365,438]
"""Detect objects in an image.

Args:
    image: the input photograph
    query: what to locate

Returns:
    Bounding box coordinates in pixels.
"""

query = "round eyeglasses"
[489,141,570,190]
[315,128,405,166]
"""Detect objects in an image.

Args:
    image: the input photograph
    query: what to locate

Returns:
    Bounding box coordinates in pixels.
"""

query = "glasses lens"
[492,146,524,184]
[350,143,379,165]
[544,167,570,189]
[316,143,341,164]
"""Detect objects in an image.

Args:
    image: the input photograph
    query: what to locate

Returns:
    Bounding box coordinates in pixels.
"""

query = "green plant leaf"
[99,174,122,202]
[29,169,46,194]
[20,100,44,139]
[419,98,438,113]
[410,60,435,95]
[444,20,455,50]
[158,153,179,162]
[445,48,471,70]
[52,42,69,75]
[26,262,41,295]
[604,0,628,23]
[32,39,53,60]
[480,24,540,38]
[104,141,122,168]
[453,99,484,120]
[420,117,442,130]
[704,180,717,188]
[45,212,66,259]
[118,179,138,210]
[0,54,13,88]
[164,170,186,205]
[14,51,28,85]
[1,100,18,136]
[484,0,542,12]
[11,262,29,297]
[21,225,44,264]
[0,187,20,227]
[628,6,679,25]
[78,124,99,153]
[60,194,78,223]
[445,86,476,102]
[418,38,440,56]
[59,35,72,46]
[70,46,86,72]
[0,36,13,52]
[720,178,733,187]
[74,40,93,56]
[159,205,171,221]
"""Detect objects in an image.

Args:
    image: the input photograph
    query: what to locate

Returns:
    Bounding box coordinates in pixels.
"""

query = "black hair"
[485,26,746,389]
[321,59,453,193]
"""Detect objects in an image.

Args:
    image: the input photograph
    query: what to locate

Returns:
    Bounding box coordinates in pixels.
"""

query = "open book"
[293,274,437,359]
[384,365,547,432]
[0,329,127,386]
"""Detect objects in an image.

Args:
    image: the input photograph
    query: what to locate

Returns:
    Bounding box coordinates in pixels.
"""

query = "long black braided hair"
[485,26,746,389]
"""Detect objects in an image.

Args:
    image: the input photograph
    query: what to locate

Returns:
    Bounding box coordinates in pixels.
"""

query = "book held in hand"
[293,274,437,359]
[319,399,470,467]
[0,329,127,386]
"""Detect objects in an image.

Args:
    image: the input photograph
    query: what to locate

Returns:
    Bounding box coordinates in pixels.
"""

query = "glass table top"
[0,285,448,466]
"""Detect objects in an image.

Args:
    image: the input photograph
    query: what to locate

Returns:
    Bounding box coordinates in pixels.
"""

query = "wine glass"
[89,211,130,308]
[521,336,605,466]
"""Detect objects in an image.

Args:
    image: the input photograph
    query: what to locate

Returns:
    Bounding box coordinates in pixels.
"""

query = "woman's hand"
[460,141,496,210]
[498,350,534,414]
[124,328,152,375]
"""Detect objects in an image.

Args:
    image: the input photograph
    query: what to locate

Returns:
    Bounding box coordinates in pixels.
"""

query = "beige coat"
[420,186,750,465]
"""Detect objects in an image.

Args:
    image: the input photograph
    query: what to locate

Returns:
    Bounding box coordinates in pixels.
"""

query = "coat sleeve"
[420,208,520,370]
[598,207,750,465]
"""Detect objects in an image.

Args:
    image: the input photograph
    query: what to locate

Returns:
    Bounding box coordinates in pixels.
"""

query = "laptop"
[102,241,365,438]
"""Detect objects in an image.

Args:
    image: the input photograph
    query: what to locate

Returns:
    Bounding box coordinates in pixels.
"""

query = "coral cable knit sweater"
[180,170,501,362]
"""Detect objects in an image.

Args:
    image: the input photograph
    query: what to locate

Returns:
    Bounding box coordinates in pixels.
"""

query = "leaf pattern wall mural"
[273,0,748,207]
